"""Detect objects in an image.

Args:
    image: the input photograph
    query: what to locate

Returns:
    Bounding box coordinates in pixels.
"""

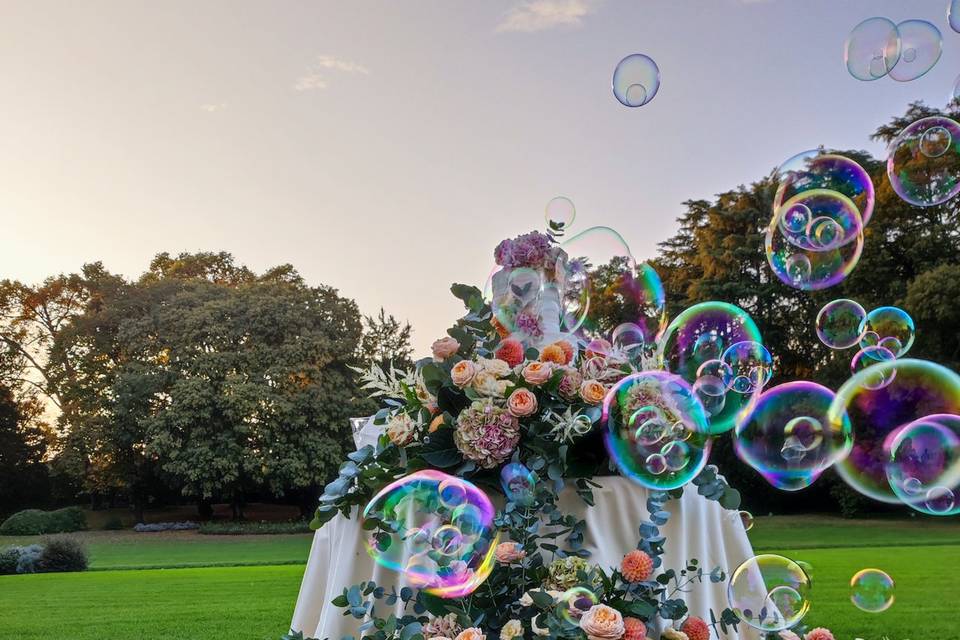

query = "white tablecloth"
[290,474,759,640]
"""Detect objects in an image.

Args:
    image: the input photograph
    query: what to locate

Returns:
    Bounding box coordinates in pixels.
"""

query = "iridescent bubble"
[844,17,901,81]
[773,189,865,251]
[546,196,576,231]
[735,382,852,491]
[739,510,755,532]
[501,462,537,506]
[604,371,712,490]
[659,302,763,434]
[889,20,942,82]
[887,116,960,207]
[611,322,646,361]
[816,299,866,349]
[486,266,545,340]
[561,587,599,624]
[859,306,915,357]
[721,341,774,395]
[953,74,960,105]
[829,359,960,503]
[612,53,660,107]
[774,151,875,227]
[951,0,960,34]
[850,569,895,613]
[363,470,497,598]
[727,554,812,632]
[851,346,898,391]
[885,414,960,516]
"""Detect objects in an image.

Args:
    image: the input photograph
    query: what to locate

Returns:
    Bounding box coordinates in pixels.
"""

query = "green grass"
[746,513,960,550]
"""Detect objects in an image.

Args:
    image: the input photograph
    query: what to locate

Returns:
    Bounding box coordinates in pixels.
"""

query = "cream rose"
[386,413,417,446]
[579,604,625,640]
[500,619,523,640]
[432,336,461,361]
[455,628,486,640]
[451,360,478,387]
[521,361,553,386]
[519,589,563,607]
[472,371,510,397]
[478,357,511,377]
[507,388,538,417]
[579,379,607,405]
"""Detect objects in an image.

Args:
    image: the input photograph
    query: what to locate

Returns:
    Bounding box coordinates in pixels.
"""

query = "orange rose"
[507,388,538,417]
[521,361,553,386]
[579,380,607,405]
[540,344,567,365]
[451,360,477,387]
[455,628,486,640]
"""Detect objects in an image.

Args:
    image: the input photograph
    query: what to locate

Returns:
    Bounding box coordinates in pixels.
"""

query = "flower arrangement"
[292,231,836,640]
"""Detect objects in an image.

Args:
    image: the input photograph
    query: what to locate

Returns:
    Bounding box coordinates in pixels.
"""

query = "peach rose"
[455,628,486,640]
[473,371,510,397]
[522,361,553,386]
[451,360,477,387]
[432,336,461,361]
[579,604,625,640]
[478,358,511,377]
[507,388,538,417]
[579,379,607,405]
[494,541,526,564]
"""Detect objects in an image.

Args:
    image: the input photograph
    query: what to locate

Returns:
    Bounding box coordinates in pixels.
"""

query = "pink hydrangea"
[454,400,521,468]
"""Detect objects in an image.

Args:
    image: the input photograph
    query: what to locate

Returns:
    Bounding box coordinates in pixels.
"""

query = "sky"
[0,0,957,355]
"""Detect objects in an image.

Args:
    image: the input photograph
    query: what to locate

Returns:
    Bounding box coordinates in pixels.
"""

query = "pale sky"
[0,1,957,354]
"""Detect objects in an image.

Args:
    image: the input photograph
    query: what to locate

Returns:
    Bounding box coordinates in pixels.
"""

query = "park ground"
[1,514,958,640]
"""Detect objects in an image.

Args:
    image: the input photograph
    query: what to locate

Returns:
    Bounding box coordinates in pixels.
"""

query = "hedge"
[0,507,87,536]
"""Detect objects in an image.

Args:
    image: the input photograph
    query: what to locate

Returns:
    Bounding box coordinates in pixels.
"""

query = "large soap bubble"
[816,299,866,349]
[546,196,576,231]
[885,414,960,516]
[721,341,773,394]
[887,116,960,207]
[859,306,915,357]
[773,189,865,252]
[363,470,497,597]
[889,20,942,82]
[727,554,812,632]
[774,151,875,227]
[850,345,898,391]
[951,0,960,34]
[828,359,960,504]
[612,53,660,107]
[850,569,895,613]
[659,301,763,434]
[844,17,901,81]
[603,371,712,490]
[735,381,852,491]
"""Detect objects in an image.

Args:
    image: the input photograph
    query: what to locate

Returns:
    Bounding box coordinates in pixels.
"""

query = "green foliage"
[101,516,124,531]
[198,520,312,535]
[0,507,87,536]
[38,536,88,572]
[0,546,19,574]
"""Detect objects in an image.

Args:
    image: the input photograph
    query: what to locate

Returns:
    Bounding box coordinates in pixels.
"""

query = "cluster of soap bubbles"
[766,150,873,290]
[362,470,498,598]
[886,115,960,207]
[612,53,660,107]
[845,17,942,82]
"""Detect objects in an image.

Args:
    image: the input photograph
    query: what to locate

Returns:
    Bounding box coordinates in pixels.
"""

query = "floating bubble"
[659,302,763,434]
[844,17,901,81]
[851,346,898,390]
[611,322,647,361]
[739,510,755,532]
[773,189,865,251]
[885,414,960,516]
[951,0,960,34]
[953,74,960,105]
[735,382,852,491]
[501,462,537,506]
[859,306,915,357]
[485,266,545,340]
[774,151,875,227]
[816,299,866,349]
[850,569,895,613]
[795,560,814,584]
[546,196,576,230]
[363,470,497,597]
[727,554,812,631]
[561,587,599,624]
[604,371,712,490]
[889,20,942,82]
[721,341,774,395]
[829,359,960,503]
[887,116,960,207]
[612,53,660,107]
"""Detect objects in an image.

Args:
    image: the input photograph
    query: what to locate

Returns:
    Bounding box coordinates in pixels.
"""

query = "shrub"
[0,546,19,575]
[0,507,87,536]
[38,536,88,572]
[102,516,124,531]
[133,521,199,533]
[15,544,44,574]
[198,520,312,535]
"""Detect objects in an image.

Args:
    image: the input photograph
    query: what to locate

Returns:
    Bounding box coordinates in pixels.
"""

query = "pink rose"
[451,360,477,387]
[507,388,538,417]
[432,336,461,361]
[522,361,553,386]
[579,604,625,640]
[455,629,486,640]
[494,541,526,564]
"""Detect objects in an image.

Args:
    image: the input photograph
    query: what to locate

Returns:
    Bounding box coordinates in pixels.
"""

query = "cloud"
[496,0,598,33]
[294,55,369,92]
[200,103,227,112]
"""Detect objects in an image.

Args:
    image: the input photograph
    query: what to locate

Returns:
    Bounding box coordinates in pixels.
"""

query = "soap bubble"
[850,569,895,613]
[851,345,898,390]
[889,20,942,82]
[739,510,755,532]
[727,554,812,631]
[816,299,866,349]
[486,266,545,340]
[546,196,576,230]
[612,53,660,107]
[953,74,960,105]
[774,151,875,227]
[887,116,960,207]
[659,302,763,434]
[363,470,497,597]
[859,306,914,357]
[829,359,960,503]
[721,341,774,395]
[951,0,960,34]
[501,462,537,506]
[885,414,960,516]
[774,189,864,252]
[611,322,647,362]
[561,587,599,624]
[735,382,852,491]
[844,17,901,81]
[604,371,712,490]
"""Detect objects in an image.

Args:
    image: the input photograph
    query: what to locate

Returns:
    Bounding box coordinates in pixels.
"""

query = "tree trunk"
[197,498,213,520]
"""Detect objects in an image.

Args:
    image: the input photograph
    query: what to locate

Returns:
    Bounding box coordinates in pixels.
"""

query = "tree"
[0,385,49,517]
[359,308,413,372]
